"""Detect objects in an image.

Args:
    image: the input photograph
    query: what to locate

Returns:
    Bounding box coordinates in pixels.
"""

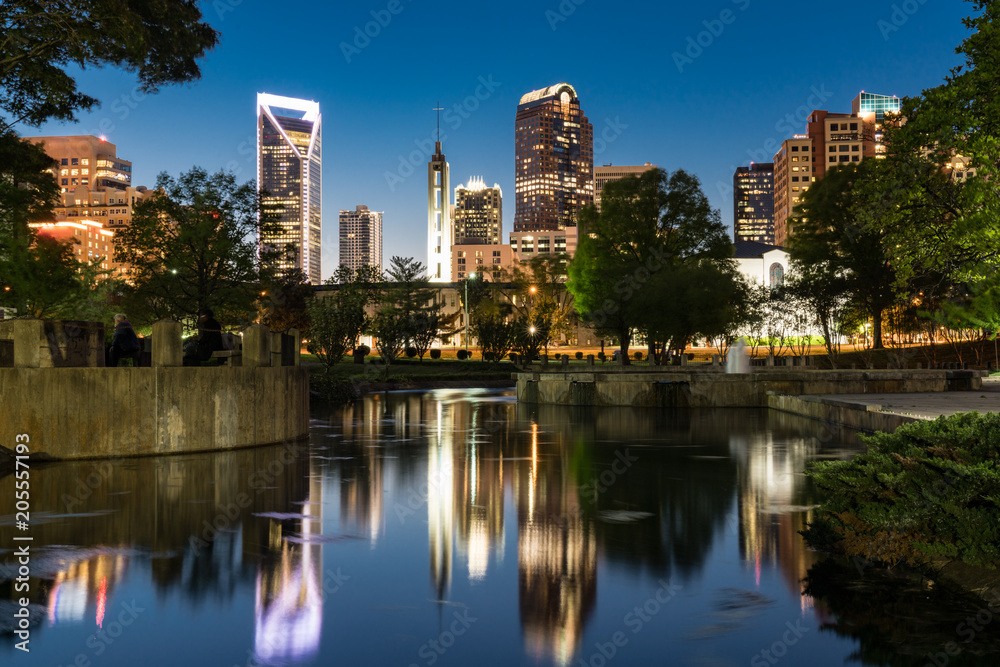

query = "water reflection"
[2,390,897,667]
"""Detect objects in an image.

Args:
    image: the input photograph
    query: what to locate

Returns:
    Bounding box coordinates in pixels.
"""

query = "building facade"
[772,137,813,247]
[257,93,322,284]
[428,139,452,283]
[594,163,657,211]
[454,177,502,246]
[514,83,594,232]
[339,205,382,276]
[453,244,517,281]
[733,163,775,244]
[509,226,578,260]
[28,220,117,275]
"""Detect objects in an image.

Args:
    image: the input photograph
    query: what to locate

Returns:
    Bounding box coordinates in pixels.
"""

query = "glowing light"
[96,577,107,628]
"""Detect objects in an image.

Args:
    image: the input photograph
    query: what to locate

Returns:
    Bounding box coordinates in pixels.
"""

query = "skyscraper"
[514,83,593,231]
[257,93,322,284]
[454,177,502,245]
[428,136,452,283]
[733,163,775,244]
[339,205,382,275]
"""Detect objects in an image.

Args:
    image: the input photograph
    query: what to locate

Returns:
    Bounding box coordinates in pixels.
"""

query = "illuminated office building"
[339,205,382,275]
[733,163,775,244]
[257,93,322,284]
[514,83,593,231]
[454,177,502,245]
[594,163,657,211]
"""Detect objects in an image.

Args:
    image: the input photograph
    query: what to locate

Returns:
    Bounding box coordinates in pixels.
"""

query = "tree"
[856,2,1000,291]
[381,256,456,359]
[789,163,900,349]
[568,168,737,361]
[472,313,518,365]
[261,268,314,332]
[114,167,280,328]
[306,292,365,374]
[0,0,219,132]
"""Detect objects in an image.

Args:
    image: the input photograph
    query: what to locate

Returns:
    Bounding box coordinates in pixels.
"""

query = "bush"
[575,351,583,360]
[597,352,606,361]
[404,346,417,358]
[634,352,643,361]
[429,349,441,360]
[483,352,495,362]
[456,349,469,360]
[804,412,1000,569]
[354,344,370,356]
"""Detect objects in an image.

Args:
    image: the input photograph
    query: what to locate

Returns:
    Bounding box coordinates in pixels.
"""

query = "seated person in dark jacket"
[183,308,225,365]
[107,313,141,367]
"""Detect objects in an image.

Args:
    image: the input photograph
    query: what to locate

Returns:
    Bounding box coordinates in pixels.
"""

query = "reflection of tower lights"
[96,577,107,628]
[428,398,455,599]
[529,422,538,517]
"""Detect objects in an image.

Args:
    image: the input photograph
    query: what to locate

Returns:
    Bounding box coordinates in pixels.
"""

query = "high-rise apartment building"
[428,139,452,283]
[514,83,593,231]
[454,177,502,245]
[257,93,322,284]
[594,163,657,211]
[733,163,775,244]
[339,205,382,276]
[772,91,899,245]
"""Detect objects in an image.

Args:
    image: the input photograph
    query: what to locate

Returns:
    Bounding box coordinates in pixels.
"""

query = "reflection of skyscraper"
[514,83,594,232]
[257,93,322,284]
[515,422,597,667]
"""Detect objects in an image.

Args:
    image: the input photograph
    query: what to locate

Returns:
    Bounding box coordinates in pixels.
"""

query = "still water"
[1,389,997,666]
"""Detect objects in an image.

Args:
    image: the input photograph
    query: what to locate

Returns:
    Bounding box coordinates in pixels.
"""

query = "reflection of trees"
[0,443,314,635]
[805,558,1000,667]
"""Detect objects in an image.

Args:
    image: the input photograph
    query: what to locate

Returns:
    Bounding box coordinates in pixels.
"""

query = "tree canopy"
[114,167,279,327]
[0,0,219,131]
[568,168,738,359]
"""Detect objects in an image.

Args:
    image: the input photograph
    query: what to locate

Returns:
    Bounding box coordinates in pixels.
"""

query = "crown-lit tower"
[257,93,322,284]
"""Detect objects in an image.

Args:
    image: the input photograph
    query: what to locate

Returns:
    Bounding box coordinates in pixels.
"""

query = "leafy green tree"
[306,291,366,374]
[370,305,407,369]
[261,268,314,332]
[380,256,457,358]
[568,168,736,361]
[789,163,899,349]
[114,167,280,328]
[471,313,518,365]
[0,0,218,132]
[856,2,1000,290]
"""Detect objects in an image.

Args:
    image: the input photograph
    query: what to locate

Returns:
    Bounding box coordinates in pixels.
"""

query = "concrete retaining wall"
[515,369,983,408]
[0,366,309,460]
[766,393,920,433]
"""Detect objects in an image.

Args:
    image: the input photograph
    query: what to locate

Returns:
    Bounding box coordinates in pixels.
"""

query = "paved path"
[818,378,1000,421]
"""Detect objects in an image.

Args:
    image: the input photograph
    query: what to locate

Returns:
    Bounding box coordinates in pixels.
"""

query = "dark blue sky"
[28,0,971,280]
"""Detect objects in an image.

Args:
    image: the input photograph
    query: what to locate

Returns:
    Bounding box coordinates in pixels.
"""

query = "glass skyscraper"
[257,93,322,284]
[514,83,593,232]
[733,163,775,245]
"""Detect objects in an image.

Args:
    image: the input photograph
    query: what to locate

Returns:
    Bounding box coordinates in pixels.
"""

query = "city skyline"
[19,1,970,280]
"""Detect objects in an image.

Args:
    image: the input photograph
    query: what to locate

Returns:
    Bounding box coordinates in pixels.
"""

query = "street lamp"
[465,272,476,351]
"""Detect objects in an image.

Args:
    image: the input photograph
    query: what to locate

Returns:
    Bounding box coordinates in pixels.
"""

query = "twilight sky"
[26,0,971,281]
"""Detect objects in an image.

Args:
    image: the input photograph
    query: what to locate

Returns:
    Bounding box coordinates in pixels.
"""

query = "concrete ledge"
[0,366,310,460]
[767,393,921,433]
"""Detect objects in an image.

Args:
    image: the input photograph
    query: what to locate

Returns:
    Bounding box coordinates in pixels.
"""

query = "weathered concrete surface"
[515,368,984,408]
[0,366,309,460]
[767,394,920,433]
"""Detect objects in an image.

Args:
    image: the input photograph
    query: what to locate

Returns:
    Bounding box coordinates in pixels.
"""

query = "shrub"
[597,352,606,361]
[354,344,371,356]
[483,352,495,362]
[575,351,583,360]
[404,346,417,358]
[429,349,441,360]
[804,412,1000,569]
[634,352,643,361]
[456,349,469,360]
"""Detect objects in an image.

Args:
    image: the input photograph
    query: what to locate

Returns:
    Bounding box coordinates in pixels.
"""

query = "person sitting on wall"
[183,308,225,365]
[107,313,141,367]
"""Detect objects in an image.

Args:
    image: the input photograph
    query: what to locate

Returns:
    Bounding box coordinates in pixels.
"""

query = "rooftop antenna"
[433,102,444,143]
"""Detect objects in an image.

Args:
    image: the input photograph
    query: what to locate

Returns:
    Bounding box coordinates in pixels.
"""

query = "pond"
[1,389,997,666]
